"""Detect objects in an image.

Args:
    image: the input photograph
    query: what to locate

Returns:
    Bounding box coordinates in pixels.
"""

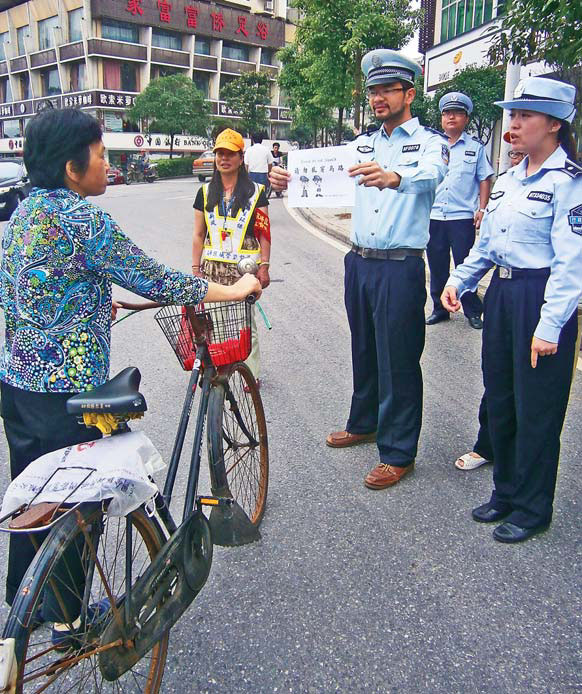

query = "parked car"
[192,150,215,181]
[0,159,31,220]
[107,167,125,185]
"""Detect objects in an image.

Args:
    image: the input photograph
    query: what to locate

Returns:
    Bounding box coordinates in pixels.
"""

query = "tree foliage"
[129,74,210,157]
[220,72,271,137]
[488,0,582,71]
[432,65,505,143]
[279,0,419,144]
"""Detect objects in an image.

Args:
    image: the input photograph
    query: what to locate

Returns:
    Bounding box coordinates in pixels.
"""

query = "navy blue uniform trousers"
[0,381,101,616]
[344,251,426,466]
[482,270,578,528]
[427,218,483,318]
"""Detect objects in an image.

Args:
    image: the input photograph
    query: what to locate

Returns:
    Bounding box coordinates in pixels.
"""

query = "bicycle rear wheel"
[207,362,269,526]
[3,503,169,693]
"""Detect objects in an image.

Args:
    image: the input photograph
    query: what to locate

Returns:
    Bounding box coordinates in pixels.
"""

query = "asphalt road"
[0,178,580,693]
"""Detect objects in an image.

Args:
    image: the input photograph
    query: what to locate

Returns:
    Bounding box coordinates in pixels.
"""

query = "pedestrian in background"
[426,92,494,330]
[192,128,271,387]
[271,49,448,490]
[245,132,273,189]
[442,77,582,543]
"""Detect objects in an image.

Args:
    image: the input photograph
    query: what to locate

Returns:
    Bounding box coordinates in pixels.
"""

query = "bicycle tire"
[3,503,169,693]
[207,362,269,526]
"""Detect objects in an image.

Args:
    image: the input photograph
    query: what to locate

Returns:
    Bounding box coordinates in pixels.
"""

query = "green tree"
[487,0,582,143]
[129,74,210,158]
[410,77,440,129]
[433,64,505,143]
[280,0,419,145]
[221,72,271,137]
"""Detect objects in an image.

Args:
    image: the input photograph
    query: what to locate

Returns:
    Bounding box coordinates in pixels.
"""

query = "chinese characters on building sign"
[63,93,95,108]
[123,0,269,39]
[98,92,137,107]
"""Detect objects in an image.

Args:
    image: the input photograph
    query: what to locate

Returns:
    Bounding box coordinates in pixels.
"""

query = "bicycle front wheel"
[207,362,269,526]
[3,503,169,693]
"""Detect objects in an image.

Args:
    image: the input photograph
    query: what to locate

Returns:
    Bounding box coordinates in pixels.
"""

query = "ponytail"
[558,121,578,161]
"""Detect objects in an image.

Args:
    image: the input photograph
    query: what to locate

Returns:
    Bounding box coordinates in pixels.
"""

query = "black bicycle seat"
[66,367,147,416]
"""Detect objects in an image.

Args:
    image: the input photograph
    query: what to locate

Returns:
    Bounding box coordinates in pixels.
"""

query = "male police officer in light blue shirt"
[321,50,449,491]
[426,92,494,329]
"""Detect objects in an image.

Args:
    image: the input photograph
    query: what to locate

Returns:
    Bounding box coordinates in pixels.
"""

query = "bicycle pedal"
[197,496,234,508]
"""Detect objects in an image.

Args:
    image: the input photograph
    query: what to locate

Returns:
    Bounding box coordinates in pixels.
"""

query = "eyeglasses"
[367,86,406,98]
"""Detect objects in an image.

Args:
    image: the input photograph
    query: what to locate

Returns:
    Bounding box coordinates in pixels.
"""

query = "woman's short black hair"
[24,108,103,189]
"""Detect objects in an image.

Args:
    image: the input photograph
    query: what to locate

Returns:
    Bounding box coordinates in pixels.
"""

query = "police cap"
[362,49,421,89]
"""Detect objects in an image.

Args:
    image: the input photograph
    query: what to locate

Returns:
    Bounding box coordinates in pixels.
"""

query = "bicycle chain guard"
[98,511,212,681]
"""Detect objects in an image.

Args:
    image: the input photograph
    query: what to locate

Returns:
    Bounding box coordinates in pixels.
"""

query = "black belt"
[351,244,424,260]
[495,266,550,280]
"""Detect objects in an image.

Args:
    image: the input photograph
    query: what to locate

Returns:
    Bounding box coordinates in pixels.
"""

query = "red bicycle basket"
[154,302,252,370]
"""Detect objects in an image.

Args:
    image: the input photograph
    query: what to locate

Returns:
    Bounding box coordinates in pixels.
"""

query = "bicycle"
[0,299,268,692]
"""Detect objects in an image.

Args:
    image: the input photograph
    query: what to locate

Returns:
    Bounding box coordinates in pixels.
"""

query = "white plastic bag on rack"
[1,431,166,518]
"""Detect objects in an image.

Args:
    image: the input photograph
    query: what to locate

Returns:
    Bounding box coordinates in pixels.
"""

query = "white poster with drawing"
[287,146,357,208]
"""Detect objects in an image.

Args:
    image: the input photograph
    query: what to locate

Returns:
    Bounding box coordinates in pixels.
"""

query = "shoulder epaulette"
[424,126,446,138]
[561,159,582,178]
[472,135,484,145]
[498,171,507,176]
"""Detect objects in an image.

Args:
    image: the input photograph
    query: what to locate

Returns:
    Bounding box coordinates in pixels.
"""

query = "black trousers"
[344,251,426,466]
[482,272,578,527]
[427,218,483,319]
[0,381,101,614]
[473,392,493,461]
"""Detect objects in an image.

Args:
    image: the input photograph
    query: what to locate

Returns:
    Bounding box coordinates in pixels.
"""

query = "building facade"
[0,0,293,156]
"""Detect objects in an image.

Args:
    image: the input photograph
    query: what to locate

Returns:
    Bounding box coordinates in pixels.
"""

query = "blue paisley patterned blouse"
[0,188,208,393]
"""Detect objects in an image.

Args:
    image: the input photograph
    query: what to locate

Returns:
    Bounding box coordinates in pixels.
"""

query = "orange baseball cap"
[213,128,244,152]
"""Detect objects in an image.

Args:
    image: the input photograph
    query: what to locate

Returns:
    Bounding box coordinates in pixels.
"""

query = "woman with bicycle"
[192,128,271,388]
[0,108,260,640]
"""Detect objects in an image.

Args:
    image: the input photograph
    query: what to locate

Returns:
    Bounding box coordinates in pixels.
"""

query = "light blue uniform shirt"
[348,118,449,249]
[447,146,582,343]
[431,131,494,220]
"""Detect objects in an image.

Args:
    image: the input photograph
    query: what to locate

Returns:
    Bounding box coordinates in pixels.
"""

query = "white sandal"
[454,452,490,470]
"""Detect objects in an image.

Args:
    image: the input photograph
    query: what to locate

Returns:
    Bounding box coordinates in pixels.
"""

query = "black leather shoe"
[493,522,550,543]
[425,312,449,326]
[468,316,483,330]
[472,502,511,523]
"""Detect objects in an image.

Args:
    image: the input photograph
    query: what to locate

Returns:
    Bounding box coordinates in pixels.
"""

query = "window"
[194,38,211,55]
[193,71,209,97]
[101,19,139,43]
[0,78,11,102]
[103,60,137,91]
[260,48,274,65]
[0,32,9,61]
[152,29,181,50]
[441,0,497,40]
[68,8,83,43]
[17,26,29,56]
[19,74,30,100]
[38,16,60,50]
[222,41,249,62]
[69,62,85,91]
[3,119,20,138]
[41,68,61,95]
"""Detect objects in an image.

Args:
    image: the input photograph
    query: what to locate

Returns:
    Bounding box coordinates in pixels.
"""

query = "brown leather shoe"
[326,430,376,448]
[364,463,414,489]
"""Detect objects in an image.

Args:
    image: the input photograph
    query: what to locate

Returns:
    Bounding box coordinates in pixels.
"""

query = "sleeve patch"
[568,204,582,235]
[441,144,450,165]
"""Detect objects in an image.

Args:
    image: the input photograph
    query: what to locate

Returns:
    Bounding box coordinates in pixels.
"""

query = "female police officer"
[441,76,582,543]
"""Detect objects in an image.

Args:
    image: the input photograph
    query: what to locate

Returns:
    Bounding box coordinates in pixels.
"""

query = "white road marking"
[283,200,349,253]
